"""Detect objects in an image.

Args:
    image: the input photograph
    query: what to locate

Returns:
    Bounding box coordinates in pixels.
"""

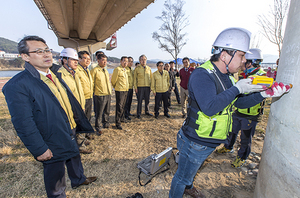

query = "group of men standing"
[4,27,290,198]
[83,52,196,134]
[57,50,198,155]
[2,36,189,197]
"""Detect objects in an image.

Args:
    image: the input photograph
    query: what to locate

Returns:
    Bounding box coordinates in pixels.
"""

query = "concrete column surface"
[254,0,300,197]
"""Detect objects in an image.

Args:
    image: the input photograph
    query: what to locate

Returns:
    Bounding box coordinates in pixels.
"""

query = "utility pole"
[254,0,300,197]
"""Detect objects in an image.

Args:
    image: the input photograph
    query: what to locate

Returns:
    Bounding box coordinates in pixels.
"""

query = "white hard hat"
[60,48,78,60]
[212,27,251,54]
[245,48,263,60]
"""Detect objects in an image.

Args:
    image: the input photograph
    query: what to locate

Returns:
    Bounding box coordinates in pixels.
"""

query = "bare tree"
[258,0,290,56]
[152,0,189,68]
[251,33,262,49]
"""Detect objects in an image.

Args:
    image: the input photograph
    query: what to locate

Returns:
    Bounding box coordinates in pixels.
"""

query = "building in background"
[0,51,20,60]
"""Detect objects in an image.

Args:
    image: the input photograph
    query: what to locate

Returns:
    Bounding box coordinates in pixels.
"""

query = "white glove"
[260,82,291,98]
[235,78,264,94]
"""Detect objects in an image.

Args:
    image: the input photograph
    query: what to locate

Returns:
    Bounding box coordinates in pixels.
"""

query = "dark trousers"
[154,91,169,116]
[225,113,258,160]
[167,91,171,107]
[115,91,128,126]
[94,95,111,131]
[137,87,150,116]
[124,89,133,117]
[43,154,86,198]
[173,82,181,104]
[84,98,93,121]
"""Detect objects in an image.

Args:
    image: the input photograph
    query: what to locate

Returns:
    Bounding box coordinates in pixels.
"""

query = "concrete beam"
[95,0,154,41]
[58,38,105,51]
[77,0,108,40]
[35,0,154,46]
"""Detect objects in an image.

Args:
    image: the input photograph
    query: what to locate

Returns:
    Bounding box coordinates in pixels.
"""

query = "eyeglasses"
[28,49,52,55]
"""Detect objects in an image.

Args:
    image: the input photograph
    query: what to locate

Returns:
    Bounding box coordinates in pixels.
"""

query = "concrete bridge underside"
[34,0,154,52]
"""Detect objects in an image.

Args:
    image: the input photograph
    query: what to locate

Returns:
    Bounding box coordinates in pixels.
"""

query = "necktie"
[46,74,56,85]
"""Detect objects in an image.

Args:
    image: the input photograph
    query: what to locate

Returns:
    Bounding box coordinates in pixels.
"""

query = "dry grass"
[0,84,271,198]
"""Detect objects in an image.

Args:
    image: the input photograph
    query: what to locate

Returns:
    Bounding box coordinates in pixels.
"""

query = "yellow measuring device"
[251,76,274,87]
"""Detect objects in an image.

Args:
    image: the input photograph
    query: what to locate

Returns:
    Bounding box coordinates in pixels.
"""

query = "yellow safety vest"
[125,66,134,89]
[237,67,265,116]
[111,65,129,91]
[186,61,236,140]
[133,64,152,88]
[151,70,170,93]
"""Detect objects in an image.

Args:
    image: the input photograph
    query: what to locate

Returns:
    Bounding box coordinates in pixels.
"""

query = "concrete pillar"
[254,0,300,197]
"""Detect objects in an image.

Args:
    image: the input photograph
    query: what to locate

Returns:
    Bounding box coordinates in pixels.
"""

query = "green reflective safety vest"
[236,67,265,117]
[237,102,262,116]
[187,61,237,141]
[256,67,266,75]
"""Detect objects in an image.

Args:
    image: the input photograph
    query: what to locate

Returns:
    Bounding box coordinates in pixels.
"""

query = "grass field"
[0,81,270,198]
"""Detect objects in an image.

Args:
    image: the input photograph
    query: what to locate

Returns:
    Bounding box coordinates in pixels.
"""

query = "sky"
[0,0,285,62]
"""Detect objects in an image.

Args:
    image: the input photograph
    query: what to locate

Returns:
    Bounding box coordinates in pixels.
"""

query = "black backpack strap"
[210,68,227,94]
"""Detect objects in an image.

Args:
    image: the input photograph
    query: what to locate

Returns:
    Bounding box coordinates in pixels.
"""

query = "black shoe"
[121,119,127,123]
[164,114,171,118]
[129,113,134,116]
[145,112,153,116]
[168,106,173,109]
[95,131,103,136]
[178,102,181,104]
[103,124,110,129]
[116,125,123,130]
[137,115,141,119]
[155,115,158,119]
[125,116,131,120]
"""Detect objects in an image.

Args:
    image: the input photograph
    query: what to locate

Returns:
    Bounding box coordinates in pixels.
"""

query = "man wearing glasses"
[179,57,194,118]
[2,36,97,197]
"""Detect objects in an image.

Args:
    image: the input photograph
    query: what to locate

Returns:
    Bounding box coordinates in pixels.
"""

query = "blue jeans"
[169,129,215,198]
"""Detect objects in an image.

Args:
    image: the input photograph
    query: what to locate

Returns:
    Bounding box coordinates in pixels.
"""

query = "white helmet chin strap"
[66,58,73,71]
[222,50,236,74]
[62,57,75,72]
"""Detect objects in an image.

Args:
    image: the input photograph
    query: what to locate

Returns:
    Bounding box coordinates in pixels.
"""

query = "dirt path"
[0,89,269,198]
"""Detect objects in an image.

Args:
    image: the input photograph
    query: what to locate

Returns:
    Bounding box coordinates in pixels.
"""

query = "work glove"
[235,78,264,94]
[266,67,277,79]
[260,82,291,98]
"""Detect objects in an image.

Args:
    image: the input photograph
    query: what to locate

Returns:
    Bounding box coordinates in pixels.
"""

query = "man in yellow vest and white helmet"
[239,48,266,79]
[59,48,86,110]
[59,48,92,154]
[217,48,266,168]
[169,28,291,198]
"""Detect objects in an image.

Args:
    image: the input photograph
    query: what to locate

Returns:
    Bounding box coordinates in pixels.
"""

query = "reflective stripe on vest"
[236,68,265,116]
[185,61,236,140]
[237,102,262,116]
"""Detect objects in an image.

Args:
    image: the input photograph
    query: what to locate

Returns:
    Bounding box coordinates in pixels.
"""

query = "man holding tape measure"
[169,28,291,198]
